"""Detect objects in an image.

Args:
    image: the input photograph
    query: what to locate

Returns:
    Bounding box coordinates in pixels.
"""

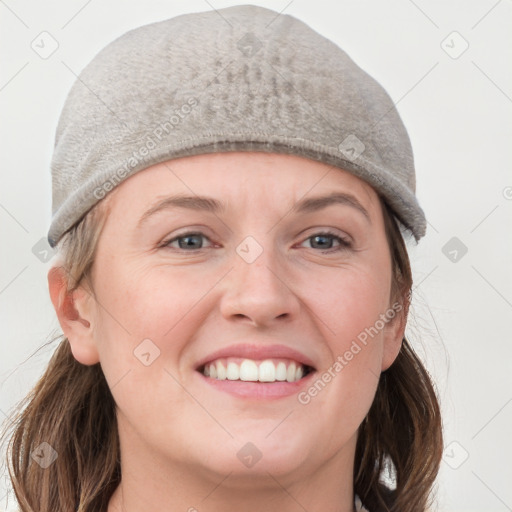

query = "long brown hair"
[354,201,443,511]
[1,195,443,512]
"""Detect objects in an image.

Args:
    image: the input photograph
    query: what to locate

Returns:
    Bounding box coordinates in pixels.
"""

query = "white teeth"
[258,360,276,382]
[202,358,308,383]
[239,360,259,381]
[276,362,287,381]
[286,362,296,382]
[226,362,240,380]
[216,361,227,380]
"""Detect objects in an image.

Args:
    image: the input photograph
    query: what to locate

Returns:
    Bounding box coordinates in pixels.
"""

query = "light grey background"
[1,1,511,511]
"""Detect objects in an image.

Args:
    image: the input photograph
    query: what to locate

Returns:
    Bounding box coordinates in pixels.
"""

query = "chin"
[203,425,313,479]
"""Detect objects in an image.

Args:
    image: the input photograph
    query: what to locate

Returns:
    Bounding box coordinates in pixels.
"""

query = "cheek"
[316,264,391,351]
[90,262,221,389]
[93,261,215,341]
[299,265,390,431]
[88,267,197,428]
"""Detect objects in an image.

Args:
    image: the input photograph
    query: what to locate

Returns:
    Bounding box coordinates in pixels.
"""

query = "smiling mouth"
[198,357,314,383]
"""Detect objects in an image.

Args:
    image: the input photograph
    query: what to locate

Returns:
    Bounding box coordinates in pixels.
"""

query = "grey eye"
[165,232,211,250]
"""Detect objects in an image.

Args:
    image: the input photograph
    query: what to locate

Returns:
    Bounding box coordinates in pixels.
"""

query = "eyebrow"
[290,192,371,222]
[137,191,371,227]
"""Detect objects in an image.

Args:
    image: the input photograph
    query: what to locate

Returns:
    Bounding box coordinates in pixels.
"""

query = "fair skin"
[48,152,405,512]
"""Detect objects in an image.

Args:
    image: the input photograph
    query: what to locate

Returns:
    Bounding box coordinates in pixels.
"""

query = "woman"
[2,5,442,512]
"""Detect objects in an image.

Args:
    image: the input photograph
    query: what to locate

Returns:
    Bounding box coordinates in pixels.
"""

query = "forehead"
[105,152,379,212]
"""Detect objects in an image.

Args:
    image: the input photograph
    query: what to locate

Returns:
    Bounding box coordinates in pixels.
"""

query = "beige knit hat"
[48,4,426,247]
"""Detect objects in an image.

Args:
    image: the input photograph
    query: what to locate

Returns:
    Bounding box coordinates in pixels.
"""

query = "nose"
[219,242,301,328]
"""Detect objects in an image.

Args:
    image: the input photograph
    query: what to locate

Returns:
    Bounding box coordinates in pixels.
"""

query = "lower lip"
[197,371,316,400]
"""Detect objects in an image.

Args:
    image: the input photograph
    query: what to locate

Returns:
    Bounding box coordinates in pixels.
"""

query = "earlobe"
[48,265,100,365]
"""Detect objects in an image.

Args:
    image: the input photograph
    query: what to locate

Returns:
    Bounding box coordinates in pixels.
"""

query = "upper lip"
[195,343,317,371]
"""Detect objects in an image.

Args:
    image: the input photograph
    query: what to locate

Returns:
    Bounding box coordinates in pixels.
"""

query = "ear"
[48,264,100,365]
[380,299,407,372]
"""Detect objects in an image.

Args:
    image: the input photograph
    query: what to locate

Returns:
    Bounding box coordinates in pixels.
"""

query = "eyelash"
[161,230,352,253]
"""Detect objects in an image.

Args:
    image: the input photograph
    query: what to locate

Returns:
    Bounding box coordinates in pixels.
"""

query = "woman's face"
[69,152,404,485]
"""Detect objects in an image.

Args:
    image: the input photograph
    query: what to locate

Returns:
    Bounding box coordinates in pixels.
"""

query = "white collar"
[354,495,370,511]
